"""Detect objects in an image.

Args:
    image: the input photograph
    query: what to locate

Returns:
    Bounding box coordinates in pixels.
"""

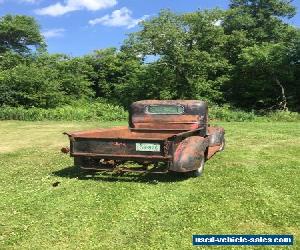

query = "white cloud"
[42,28,65,38]
[89,7,148,29]
[36,3,76,16]
[35,0,117,16]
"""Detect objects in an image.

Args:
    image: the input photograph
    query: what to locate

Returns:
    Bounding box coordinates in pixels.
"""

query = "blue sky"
[1,0,299,56]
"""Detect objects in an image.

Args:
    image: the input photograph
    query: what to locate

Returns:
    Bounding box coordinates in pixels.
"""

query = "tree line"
[0,0,299,111]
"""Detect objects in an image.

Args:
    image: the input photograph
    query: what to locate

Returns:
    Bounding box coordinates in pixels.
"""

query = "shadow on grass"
[52,166,191,184]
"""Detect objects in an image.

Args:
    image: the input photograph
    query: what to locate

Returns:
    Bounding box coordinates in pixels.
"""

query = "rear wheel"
[219,138,226,152]
[191,157,205,177]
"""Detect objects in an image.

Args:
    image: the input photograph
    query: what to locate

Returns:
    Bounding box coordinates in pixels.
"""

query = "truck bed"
[66,126,184,141]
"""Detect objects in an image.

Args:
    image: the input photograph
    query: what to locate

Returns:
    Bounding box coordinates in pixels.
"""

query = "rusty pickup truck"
[62,100,225,177]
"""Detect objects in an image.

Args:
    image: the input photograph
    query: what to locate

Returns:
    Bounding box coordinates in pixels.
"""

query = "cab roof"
[131,100,207,106]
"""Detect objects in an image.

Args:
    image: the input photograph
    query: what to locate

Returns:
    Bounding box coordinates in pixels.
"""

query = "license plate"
[136,143,161,152]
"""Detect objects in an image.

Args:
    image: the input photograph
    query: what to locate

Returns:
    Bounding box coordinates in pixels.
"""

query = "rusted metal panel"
[208,126,225,146]
[170,128,203,141]
[132,114,201,123]
[129,100,208,131]
[206,145,221,160]
[72,153,171,161]
[66,128,178,140]
[132,122,200,130]
[72,138,165,156]
[171,136,208,172]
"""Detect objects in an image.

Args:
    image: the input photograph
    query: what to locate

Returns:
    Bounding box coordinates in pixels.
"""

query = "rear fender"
[171,136,208,172]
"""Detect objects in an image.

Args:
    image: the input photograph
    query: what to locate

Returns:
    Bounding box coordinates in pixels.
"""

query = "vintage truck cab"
[62,100,225,177]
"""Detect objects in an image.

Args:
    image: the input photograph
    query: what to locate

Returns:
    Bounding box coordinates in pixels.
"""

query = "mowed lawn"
[0,120,299,250]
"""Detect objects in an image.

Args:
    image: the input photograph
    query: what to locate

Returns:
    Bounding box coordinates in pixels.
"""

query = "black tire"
[192,157,205,177]
[218,138,226,152]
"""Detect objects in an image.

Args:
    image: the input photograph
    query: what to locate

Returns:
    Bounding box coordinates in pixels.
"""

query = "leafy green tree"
[223,0,297,64]
[0,64,62,108]
[123,9,231,103]
[83,48,122,99]
[0,54,93,108]
[38,54,94,100]
[224,0,296,43]
[0,15,46,55]
[223,0,299,110]
[236,43,298,110]
[0,6,299,112]
[0,51,31,70]
[83,48,144,107]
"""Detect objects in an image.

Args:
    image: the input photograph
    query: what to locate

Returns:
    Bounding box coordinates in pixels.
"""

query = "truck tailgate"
[65,127,177,160]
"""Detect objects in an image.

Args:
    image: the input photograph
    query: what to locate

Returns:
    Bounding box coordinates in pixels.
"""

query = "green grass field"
[0,120,299,249]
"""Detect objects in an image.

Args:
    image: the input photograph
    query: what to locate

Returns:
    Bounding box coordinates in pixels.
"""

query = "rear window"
[146,105,184,114]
